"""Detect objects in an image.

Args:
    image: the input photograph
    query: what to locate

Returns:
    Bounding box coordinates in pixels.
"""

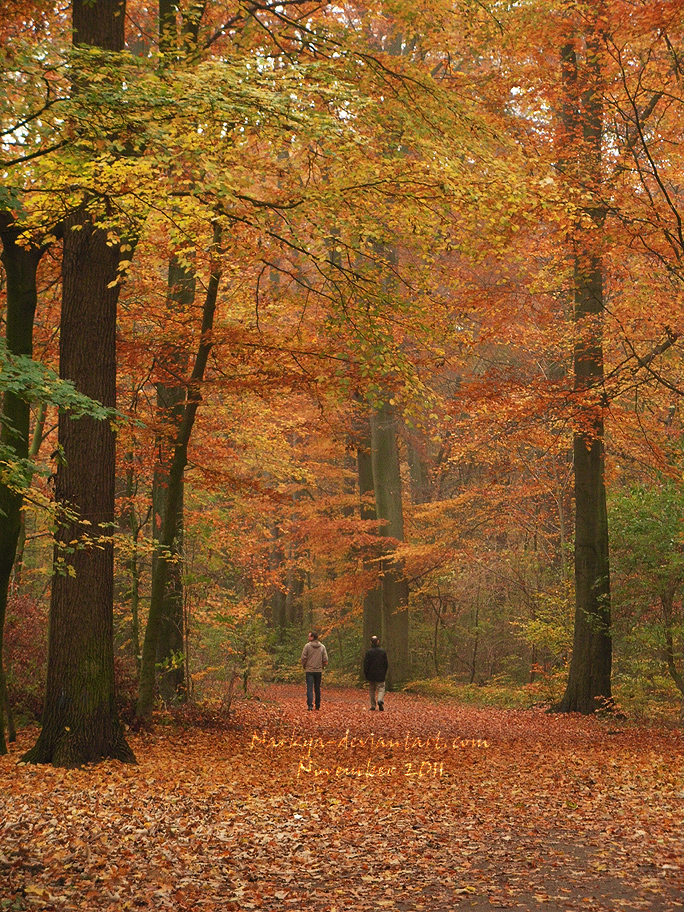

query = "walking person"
[301,631,328,710]
[363,635,388,711]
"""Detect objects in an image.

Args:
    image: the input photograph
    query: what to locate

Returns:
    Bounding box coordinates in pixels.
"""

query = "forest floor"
[1,684,683,912]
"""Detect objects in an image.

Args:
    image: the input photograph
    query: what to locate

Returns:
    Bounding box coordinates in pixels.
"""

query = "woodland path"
[1,684,683,911]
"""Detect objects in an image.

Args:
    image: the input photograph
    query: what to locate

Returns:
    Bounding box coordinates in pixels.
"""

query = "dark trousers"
[306,672,322,709]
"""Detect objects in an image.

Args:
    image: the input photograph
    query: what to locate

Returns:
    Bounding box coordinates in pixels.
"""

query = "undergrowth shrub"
[4,592,48,722]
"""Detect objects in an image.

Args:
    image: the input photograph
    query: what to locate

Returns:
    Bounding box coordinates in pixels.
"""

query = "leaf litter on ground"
[1,684,683,911]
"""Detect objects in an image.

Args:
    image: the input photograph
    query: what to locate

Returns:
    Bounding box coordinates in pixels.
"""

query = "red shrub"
[4,592,48,720]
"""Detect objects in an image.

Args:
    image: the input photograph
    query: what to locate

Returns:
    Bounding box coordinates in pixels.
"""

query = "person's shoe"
[307,706,313,711]
[378,701,384,711]
[369,707,376,711]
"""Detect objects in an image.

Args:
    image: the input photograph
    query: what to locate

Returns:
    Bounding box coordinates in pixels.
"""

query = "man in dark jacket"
[363,635,388,711]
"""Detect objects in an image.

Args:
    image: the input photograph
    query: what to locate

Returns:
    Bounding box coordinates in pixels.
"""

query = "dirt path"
[2,685,683,910]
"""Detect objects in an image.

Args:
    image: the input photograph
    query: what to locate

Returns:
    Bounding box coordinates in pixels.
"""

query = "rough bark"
[23,211,135,766]
[22,0,135,765]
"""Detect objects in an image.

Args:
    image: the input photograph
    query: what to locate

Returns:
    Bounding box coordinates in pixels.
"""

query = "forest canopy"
[3,0,684,764]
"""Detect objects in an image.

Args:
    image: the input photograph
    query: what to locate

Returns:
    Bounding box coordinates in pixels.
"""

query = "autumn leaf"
[2,685,683,911]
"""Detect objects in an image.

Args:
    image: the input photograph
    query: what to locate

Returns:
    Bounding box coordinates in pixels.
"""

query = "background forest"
[3,0,684,765]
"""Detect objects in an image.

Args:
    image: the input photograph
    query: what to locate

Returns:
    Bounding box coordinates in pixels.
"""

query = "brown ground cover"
[1,684,683,911]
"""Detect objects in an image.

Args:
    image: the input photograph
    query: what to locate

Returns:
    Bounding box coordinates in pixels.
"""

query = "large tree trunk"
[370,398,409,687]
[22,0,135,766]
[23,211,135,766]
[557,24,612,714]
[0,224,43,754]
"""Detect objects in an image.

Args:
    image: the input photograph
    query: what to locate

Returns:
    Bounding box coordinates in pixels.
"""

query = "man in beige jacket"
[301,631,328,710]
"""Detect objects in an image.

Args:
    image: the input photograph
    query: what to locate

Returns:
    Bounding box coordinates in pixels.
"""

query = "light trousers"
[368,681,386,709]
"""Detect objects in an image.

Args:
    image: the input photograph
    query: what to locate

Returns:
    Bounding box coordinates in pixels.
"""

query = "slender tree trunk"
[122,462,149,674]
[154,0,211,696]
[370,398,409,687]
[432,596,443,674]
[356,413,382,669]
[285,565,305,625]
[136,223,221,720]
[153,257,194,704]
[13,401,47,587]
[154,470,185,703]
[128,524,143,674]
[407,436,432,505]
[557,23,612,714]
[469,589,480,685]
[0,225,43,754]
[267,528,287,632]
[661,591,684,698]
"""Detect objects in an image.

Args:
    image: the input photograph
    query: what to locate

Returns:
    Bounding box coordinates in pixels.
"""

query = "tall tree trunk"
[0,224,43,754]
[122,458,151,675]
[557,23,612,714]
[267,527,287,632]
[469,588,480,685]
[136,223,221,720]
[356,413,383,674]
[153,257,194,704]
[358,443,383,643]
[153,467,185,703]
[370,398,409,687]
[23,210,134,766]
[22,0,135,766]
[152,0,203,701]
